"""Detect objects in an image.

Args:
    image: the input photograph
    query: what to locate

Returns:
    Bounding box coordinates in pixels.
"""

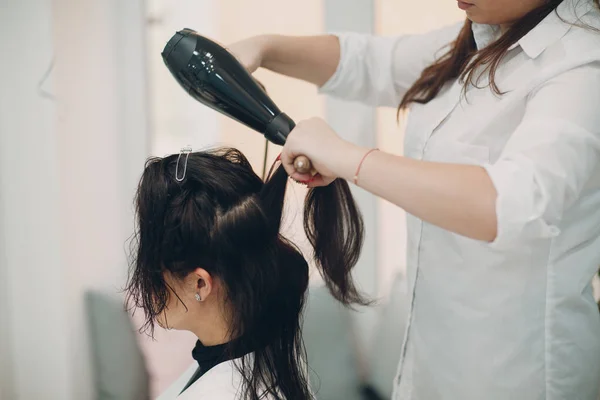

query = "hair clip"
[175,145,193,182]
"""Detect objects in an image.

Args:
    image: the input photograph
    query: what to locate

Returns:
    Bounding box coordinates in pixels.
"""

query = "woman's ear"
[192,268,213,302]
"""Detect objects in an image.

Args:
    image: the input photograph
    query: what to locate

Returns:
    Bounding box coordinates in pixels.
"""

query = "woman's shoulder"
[548,4,600,61]
[156,363,199,400]
[157,353,297,400]
[156,359,241,400]
[176,359,243,400]
[171,354,282,400]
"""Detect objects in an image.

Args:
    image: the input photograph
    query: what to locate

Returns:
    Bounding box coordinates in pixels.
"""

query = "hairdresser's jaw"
[157,270,231,345]
[458,0,546,26]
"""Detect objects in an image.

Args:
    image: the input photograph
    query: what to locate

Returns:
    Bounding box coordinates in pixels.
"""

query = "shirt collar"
[471,0,596,59]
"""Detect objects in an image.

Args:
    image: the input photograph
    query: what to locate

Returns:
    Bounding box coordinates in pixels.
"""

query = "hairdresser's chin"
[458,0,547,26]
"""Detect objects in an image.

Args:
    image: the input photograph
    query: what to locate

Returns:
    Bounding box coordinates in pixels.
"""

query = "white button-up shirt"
[320,1,600,399]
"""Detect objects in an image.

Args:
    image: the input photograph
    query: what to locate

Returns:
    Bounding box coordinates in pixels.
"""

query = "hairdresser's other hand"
[227,36,269,74]
[281,117,348,188]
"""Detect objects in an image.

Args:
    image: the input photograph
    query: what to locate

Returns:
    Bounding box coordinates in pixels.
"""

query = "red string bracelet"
[353,148,379,186]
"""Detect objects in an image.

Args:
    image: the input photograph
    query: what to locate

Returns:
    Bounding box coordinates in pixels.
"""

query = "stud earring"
[195,293,201,302]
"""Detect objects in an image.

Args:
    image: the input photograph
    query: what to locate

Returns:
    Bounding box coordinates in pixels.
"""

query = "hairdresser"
[229,0,600,399]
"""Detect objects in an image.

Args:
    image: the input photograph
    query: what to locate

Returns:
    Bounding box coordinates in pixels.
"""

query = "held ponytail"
[304,181,368,305]
[261,163,369,306]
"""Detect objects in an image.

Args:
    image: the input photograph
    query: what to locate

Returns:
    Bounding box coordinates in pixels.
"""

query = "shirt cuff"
[318,32,349,95]
[483,161,561,251]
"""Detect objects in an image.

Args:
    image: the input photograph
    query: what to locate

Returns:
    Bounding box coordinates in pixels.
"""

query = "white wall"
[147,0,221,154]
[0,1,71,398]
[0,179,8,400]
[53,1,150,398]
[0,1,149,398]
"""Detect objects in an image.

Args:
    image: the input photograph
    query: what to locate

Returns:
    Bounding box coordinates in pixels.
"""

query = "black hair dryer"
[162,28,312,174]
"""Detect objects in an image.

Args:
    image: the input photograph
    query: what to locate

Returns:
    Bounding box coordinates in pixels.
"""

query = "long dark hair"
[398,0,600,110]
[126,148,368,400]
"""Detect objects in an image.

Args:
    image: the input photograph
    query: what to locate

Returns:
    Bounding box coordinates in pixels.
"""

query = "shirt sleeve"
[318,23,463,107]
[483,62,600,250]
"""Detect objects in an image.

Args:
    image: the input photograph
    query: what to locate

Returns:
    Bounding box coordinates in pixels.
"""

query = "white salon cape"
[157,359,243,400]
[157,355,280,400]
[320,0,600,399]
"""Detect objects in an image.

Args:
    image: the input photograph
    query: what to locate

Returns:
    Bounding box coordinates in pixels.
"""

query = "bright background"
[0,1,463,399]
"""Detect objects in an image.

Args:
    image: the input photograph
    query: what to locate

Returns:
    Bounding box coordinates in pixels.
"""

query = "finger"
[290,171,313,182]
[280,149,298,177]
[306,175,329,188]
[281,145,315,181]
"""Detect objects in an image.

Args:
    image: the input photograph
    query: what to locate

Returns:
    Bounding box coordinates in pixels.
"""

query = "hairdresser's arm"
[335,145,499,242]
[261,35,341,87]
[229,23,462,107]
[281,65,600,244]
[282,118,497,242]
[229,35,340,87]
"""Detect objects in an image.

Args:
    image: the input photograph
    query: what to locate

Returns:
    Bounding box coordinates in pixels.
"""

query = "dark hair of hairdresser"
[126,147,368,400]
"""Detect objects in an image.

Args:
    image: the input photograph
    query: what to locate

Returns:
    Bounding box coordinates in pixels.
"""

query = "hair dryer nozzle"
[161,29,198,92]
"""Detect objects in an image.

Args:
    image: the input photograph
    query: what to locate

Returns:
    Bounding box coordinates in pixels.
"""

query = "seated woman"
[126,147,368,399]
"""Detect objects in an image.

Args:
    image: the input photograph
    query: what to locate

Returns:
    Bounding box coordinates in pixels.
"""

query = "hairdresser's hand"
[227,36,270,74]
[282,117,353,188]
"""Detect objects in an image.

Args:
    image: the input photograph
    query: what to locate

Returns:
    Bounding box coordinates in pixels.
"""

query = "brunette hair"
[126,148,368,399]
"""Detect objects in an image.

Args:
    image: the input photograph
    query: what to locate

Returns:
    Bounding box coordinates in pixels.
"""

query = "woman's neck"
[190,310,231,346]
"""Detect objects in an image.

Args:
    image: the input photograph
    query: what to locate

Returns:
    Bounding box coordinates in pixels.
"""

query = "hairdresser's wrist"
[326,140,372,183]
